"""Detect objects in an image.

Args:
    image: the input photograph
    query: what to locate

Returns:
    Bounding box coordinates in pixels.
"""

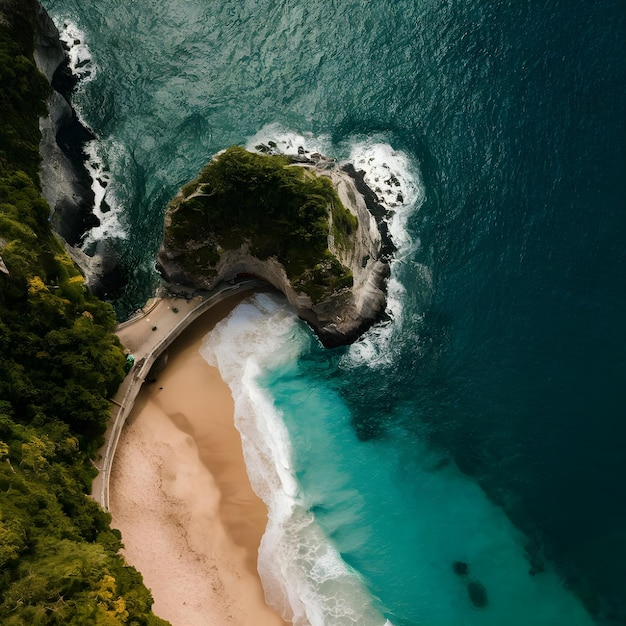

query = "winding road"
[91,279,264,511]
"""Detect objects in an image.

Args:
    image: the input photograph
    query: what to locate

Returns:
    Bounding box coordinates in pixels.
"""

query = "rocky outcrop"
[158,153,391,347]
[34,3,96,244]
[304,164,390,345]
[32,2,66,81]
[37,89,97,244]
[33,2,122,297]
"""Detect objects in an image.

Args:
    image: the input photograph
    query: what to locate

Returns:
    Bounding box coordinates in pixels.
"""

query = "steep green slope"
[0,2,168,623]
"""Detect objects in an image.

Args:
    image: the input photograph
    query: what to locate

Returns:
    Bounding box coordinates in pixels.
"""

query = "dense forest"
[0,1,168,623]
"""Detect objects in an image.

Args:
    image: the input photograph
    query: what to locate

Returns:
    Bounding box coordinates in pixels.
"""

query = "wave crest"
[200,293,390,626]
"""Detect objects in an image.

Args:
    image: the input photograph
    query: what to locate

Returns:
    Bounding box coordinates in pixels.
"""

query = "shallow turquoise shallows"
[42,1,626,624]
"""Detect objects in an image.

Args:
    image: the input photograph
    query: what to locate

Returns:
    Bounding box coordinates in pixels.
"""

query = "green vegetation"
[0,1,50,182]
[167,146,357,302]
[0,2,169,623]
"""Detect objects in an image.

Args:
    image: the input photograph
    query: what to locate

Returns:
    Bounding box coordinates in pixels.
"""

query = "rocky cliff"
[157,148,391,347]
[33,2,122,296]
[34,4,95,243]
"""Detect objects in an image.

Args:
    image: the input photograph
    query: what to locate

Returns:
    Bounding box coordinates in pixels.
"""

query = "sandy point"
[109,296,289,626]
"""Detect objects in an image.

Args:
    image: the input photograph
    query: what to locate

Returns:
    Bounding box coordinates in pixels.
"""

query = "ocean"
[41,1,626,624]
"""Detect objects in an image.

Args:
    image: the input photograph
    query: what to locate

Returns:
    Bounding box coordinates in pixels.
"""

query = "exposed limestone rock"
[0,238,8,275]
[38,88,97,245]
[64,239,125,298]
[32,1,66,83]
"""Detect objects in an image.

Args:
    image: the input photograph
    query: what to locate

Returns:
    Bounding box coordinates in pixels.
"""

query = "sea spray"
[56,19,96,83]
[246,124,333,159]
[200,293,390,626]
[81,140,128,246]
[340,138,429,370]
[50,16,129,247]
[247,126,428,369]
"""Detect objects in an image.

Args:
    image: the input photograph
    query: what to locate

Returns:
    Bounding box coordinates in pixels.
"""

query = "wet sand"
[109,297,288,626]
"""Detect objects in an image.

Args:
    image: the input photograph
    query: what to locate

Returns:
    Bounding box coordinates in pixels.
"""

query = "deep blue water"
[43,1,626,624]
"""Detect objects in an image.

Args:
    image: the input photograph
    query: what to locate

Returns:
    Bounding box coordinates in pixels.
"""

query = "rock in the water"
[453,561,470,577]
[467,580,489,609]
[64,239,126,298]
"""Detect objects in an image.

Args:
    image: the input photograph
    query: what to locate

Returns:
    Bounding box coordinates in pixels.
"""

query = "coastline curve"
[92,278,266,511]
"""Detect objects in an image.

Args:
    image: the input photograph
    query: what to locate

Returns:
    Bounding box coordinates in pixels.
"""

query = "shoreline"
[108,294,288,625]
[91,279,267,511]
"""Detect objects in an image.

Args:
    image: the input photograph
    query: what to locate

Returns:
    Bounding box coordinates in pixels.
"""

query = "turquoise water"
[202,293,593,626]
[42,1,626,624]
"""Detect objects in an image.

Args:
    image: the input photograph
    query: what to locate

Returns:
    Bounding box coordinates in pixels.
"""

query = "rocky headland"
[157,146,392,347]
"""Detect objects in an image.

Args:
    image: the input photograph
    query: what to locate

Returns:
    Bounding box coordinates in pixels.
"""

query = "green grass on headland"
[166,146,357,302]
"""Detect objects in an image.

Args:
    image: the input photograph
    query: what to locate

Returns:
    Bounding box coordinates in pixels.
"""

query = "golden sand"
[109,298,288,626]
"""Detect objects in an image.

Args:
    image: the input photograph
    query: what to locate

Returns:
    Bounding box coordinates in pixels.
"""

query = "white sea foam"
[56,20,96,83]
[200,293,390,626]
[341,138,426,369]
[50,17,129,247]
[348,140,423,212]
[80,141,128,246]
[246,123,333,158]
[342,276,405,368]
[245,126,426,370]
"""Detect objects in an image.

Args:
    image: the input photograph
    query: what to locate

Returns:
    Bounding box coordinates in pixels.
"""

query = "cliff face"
[158,150,390,347]
[34,3,96,245]
[33,1,122,296]
[296,165,389,345]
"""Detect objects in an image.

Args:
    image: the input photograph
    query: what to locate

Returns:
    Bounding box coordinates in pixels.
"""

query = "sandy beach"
[109,297,288,626]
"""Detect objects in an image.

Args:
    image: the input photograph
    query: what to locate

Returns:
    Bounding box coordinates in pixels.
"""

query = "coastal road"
[92,280,265,511]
